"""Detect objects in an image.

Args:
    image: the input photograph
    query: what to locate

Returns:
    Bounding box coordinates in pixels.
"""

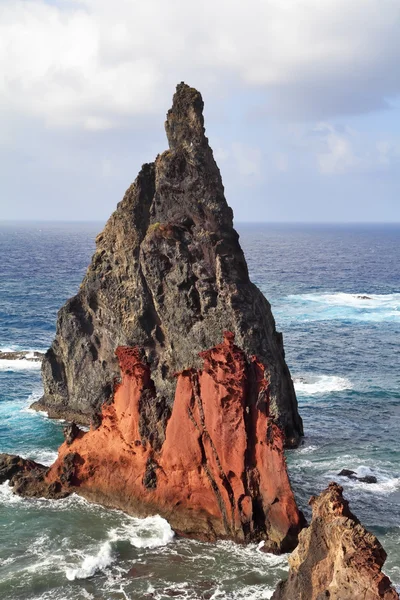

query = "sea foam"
[65,514,174,581]
[284,292,400,323]
[293,374,352,395]
[65,541,114,581]
[0,358,42,371]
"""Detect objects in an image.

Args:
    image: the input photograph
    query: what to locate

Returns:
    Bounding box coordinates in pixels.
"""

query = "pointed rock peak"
[165,82,206,150]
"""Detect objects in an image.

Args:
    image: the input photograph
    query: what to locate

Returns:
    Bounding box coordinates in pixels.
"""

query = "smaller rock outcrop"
[0,454,67,499]
[338,468,377,484]
[272,482,399,600]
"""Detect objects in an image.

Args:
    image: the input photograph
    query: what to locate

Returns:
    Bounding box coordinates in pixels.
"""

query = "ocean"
[0,221,399,599]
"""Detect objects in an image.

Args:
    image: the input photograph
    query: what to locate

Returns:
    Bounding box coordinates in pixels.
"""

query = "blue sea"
[0,221,399,600]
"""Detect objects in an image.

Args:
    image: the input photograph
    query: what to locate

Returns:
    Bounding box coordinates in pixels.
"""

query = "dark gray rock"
[0,351,43,362]
[36,82,303,446]
[0,453,68,499]
[338,469,377,484]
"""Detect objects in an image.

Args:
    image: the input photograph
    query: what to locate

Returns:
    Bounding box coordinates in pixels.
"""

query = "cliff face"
[36,82,303,446]
[272,482,399,600]
[13,334,304,549]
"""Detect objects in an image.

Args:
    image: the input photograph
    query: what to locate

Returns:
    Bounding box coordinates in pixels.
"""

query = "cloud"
[312,123,400,174]
[0,0,400,130]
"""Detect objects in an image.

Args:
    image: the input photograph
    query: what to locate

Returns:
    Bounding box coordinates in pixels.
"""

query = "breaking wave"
[0,359,42,372]
[283,292,400,323]
[293,374,352,395]
[335,465,400,495]
[65,514,174,581]
[65,541,114,581]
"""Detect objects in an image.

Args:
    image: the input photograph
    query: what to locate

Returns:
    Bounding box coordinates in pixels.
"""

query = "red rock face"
[46,333,303,550]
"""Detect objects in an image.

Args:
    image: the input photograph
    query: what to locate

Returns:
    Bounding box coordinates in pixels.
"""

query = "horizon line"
[1,219,400,226]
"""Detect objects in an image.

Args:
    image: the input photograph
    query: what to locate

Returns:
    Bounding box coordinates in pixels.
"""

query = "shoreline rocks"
[0,351,44,362]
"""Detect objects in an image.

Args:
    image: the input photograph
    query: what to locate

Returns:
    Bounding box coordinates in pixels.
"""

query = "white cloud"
[0,0,399,129]
[315,124,361,174]
[312,123,400,174]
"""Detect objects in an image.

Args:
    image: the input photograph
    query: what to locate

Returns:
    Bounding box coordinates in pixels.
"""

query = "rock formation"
[272,482,399,600]
[0,350,43,362]
[338,468,377,484]
[4,333,305,550]
[33,82,303,447]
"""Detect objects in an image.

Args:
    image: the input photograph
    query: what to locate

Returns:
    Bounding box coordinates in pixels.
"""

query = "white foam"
[209,586,274,599]
[0,481,23,505]
[298,444,319,454]
[66,541,114,580]
[336,465,400,495]
[0,359,41,371]
[109,514,175,549]
[293,374,352,395]
[20,449,58,467]
[64,514,174,581]
[286,292,400,323]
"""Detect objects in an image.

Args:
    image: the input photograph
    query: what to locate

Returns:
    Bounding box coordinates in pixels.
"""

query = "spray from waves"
[20,449,58,466]
[108,514,175,549]
[335,465,400,495]
[0,359,42,371]
[283,292,400,323]
[66,515,174,581]
[0,481,24,505]
[293,374,352,395]
[66,541,114,581]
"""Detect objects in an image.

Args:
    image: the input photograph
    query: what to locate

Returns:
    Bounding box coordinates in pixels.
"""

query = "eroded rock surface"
[11,334,305,550]
[36,82,303,446]
[272,482,399,600]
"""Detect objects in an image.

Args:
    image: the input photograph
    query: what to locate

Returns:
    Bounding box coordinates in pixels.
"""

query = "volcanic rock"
[36,82,303,446]
[272,482,399,600]
[0,454,67,499]
[12,333,305,549]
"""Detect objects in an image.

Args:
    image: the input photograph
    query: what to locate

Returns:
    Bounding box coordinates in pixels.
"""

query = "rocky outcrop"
[272,482,399,600]
[27,333,303,549]
[0,351,43,362]
[0,454,67,499]
[338,468,377,484]
[35,82,303,446]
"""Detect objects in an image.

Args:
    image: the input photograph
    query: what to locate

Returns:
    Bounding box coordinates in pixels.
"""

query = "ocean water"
[0,221,399,599]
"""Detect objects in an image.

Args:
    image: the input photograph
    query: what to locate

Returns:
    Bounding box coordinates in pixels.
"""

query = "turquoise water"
[0,222,399,599]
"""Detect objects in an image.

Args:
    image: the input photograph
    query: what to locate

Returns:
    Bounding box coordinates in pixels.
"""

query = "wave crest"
[293,374,352,395]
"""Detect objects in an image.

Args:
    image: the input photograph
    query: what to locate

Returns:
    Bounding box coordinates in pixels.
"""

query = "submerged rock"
[25,333,304,549]
[36,82,303,446]
[338,468,378,484]
[272,482,399,600]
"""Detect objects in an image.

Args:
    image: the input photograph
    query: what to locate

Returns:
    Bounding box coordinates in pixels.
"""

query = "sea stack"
[34,82,303,448]
[272,483,399,600]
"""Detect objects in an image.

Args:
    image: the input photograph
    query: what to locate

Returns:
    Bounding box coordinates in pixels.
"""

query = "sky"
[1,0,400,223]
